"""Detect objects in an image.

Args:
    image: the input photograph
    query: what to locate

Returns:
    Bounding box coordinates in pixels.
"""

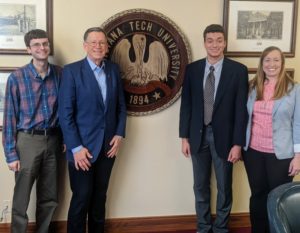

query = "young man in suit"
[58,27,127,233]
[179,24,248,233]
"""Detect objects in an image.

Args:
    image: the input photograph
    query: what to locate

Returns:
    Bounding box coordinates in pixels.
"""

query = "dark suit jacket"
[179,57,248,159]
[58,58,127,163]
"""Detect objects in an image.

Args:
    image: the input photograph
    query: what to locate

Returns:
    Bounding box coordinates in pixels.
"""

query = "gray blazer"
[244,83,300,159]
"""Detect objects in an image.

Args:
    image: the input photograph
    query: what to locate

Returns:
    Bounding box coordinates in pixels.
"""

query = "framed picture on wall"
[0,67,17,130]
[223,0,298,57]
[0,0,53,55]
[248,68,295,79]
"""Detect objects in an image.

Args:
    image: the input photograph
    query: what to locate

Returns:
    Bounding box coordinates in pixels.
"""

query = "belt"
[19,128,60,136]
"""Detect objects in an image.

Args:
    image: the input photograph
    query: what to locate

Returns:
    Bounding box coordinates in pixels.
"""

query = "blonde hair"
[249,46,295,100]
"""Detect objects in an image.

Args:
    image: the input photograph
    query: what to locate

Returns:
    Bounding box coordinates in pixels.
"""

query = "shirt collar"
[29,60,51,78]
[205,57,224,73]
[86,57,105,71]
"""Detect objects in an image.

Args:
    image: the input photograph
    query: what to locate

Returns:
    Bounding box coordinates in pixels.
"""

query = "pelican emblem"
[111,34,169,86]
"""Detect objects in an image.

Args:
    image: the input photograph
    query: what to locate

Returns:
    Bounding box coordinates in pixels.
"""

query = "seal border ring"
[102,8,192,116]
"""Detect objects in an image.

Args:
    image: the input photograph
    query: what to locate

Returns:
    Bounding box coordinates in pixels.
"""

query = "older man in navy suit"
[58,27,127,233]
[179,24,248,233]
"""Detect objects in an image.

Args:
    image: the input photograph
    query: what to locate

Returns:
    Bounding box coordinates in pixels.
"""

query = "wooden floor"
[0,213,251,233]
[0,225,251,233]
[143,228,251,233]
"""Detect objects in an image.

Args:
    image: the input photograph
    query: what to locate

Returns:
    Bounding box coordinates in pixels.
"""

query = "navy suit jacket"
[58,58,127,163]
[179,57,248,159]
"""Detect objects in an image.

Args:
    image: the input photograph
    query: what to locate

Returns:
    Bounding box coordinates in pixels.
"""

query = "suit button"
[200,130,202,133]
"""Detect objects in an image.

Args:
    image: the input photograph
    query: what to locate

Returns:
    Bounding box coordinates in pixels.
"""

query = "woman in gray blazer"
[243,46,300,233]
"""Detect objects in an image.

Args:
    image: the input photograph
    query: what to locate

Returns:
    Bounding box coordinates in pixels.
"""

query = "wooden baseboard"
[0,213,250,233]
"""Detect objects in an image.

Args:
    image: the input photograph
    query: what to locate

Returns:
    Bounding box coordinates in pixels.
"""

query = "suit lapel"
[213,58,232,112]
[273,84,294,116]
[195,60,205,110]
[104,62,112,113]
[198,59,206,92]
[247,88,256,116]
[272,99,283,116]
[82,59,105,109]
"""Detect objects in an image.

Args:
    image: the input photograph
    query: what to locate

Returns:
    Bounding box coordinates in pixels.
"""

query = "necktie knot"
[209,65,215,72]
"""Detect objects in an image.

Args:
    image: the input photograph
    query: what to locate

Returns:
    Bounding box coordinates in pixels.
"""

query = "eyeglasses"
[86,41,107,47]
[30,42,50,48]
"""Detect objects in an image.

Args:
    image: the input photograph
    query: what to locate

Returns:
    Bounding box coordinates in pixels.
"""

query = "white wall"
[0,0,299,222]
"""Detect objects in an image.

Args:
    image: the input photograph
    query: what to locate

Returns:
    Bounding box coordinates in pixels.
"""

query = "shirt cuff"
[72,145,83,154]
[294,144,300,153]
[6,155,19,164]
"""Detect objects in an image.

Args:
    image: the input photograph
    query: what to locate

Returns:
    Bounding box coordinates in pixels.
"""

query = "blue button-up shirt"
[87,57,107,103]
[2,62,62,163]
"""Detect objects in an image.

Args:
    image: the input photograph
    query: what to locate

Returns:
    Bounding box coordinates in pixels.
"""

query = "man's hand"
[8,160,20,172]
[73,147,93,171]
[107,135,122,158]
[227,145,241,164]
[181,138,191,158]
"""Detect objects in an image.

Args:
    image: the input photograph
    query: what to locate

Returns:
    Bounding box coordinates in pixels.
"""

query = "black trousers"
[67,150,115,233]
[243,148,293,233]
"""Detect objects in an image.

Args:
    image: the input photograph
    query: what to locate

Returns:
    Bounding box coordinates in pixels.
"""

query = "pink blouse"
[249,80,276,153]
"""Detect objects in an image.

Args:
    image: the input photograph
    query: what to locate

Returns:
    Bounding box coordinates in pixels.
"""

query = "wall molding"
[0,213,250,233]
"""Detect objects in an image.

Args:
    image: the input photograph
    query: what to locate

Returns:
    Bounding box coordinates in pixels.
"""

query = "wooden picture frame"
[0,0,53,55]
[223,0,298,57]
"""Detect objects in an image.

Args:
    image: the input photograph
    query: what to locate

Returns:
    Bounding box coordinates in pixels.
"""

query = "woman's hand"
[289,153,300,176]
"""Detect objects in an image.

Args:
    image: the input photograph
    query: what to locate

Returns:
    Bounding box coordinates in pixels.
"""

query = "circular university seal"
[102,9,191,116]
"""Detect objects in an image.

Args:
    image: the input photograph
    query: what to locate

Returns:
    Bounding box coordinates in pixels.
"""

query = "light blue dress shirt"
[87,57,107,103]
